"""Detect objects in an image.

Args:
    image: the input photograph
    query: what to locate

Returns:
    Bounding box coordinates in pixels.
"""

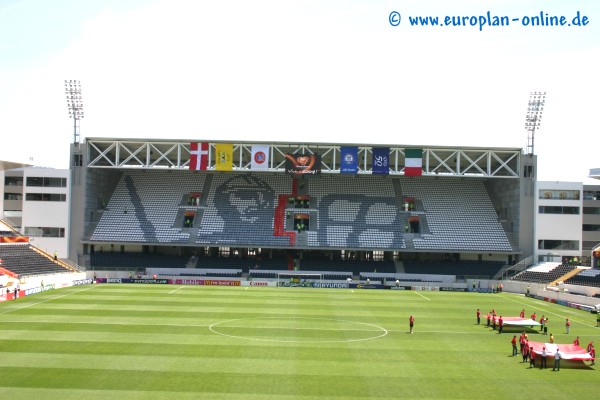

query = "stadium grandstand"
[0,159,81,298]
[0,224,78,277]
[67,138,537,283]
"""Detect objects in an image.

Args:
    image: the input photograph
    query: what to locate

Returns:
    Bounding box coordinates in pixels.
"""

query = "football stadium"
[2,138,600,399]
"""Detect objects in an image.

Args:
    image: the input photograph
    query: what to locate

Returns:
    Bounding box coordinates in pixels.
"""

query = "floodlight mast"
[65,80,84,144]
[525,91,546,155]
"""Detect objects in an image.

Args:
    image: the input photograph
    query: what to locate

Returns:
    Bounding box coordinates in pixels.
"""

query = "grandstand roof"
[84,137,524,178]
[0,159,31,171]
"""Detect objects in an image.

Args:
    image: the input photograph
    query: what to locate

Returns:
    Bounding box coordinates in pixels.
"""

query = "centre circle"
[209,316,388,343]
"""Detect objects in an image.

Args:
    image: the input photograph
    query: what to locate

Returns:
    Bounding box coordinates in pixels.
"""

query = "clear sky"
[0,0,598,183]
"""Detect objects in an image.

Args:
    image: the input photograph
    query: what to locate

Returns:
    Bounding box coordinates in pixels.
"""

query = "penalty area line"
[414,291,431,301]
[168,286,186,294]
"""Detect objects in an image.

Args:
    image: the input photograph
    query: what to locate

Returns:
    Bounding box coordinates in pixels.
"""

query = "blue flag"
[340,146,358,174]
[372,147,389,175]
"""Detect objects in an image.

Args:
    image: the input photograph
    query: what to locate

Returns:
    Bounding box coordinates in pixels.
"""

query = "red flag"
[189,142,208,171]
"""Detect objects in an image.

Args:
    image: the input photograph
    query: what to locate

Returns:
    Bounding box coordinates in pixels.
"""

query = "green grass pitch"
[1,284,599,399]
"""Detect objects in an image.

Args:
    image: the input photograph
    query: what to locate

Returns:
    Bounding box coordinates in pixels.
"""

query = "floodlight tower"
[525,91,546,155]
[65,80,84,144]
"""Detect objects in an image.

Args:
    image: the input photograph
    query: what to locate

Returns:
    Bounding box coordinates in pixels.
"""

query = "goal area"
[277,273,323,288]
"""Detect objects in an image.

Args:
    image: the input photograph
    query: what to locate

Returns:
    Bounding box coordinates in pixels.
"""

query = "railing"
[494,255,534,280]
[0,214,21,233]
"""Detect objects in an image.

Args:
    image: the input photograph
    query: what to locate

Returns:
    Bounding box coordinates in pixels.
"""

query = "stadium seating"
[400,177,513,252]
[91,170,200,243]
[0,244,73,276]
[563,268,600,288]
[90,251,189,270]
[298,257,396,275]
[88,171,514,278]
[403,260,505,278]
[511,263,579,284]
[307,175,406,249]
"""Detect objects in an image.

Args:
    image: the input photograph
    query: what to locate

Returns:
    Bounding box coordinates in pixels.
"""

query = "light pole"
[65,80,84,144]
[525,92,545,264]
[525,91,546,155]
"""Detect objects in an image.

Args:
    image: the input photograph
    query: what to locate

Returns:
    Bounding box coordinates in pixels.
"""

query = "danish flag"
[189,142,209,171]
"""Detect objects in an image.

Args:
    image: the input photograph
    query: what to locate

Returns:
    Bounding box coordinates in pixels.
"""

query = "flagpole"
[65,80,84,145]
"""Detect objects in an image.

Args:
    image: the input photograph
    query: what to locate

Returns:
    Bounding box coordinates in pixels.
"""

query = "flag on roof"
[189,142,209,171]
[372,147,389,175]
[251,145,270,170]
[340,146,358,174]
[215,143,233,171]
[405,148,423,176]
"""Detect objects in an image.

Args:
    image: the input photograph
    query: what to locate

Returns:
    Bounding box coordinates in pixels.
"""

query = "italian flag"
[405,149,423,176]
